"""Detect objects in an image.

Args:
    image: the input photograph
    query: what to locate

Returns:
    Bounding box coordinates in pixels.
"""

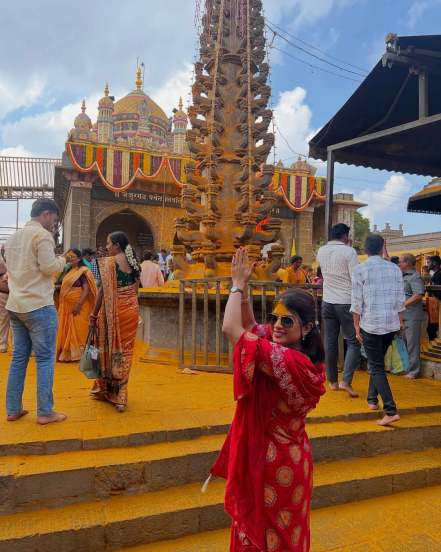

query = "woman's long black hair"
[108,231,140,277]
[278,289,325,364]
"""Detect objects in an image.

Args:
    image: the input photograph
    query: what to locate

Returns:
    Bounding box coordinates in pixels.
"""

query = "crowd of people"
[0,197,439,551]
[2,199,141,423]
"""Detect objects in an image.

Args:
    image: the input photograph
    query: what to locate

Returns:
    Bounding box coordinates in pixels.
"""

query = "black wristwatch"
[230,286,244,295]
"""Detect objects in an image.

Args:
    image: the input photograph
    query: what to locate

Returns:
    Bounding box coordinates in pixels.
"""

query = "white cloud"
[356,175,412,224]
[0,145,33,157]
[266,0,357,29]
[151,64,193,117]
[1,94,101,158]
[407,1,429,28]
[272,86,318,165]
[0,75,45,119]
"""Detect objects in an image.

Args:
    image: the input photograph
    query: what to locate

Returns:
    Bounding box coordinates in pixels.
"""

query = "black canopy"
[309,34,441,178]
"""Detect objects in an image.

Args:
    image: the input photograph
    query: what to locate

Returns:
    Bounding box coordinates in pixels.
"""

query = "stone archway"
[96,209,154,256]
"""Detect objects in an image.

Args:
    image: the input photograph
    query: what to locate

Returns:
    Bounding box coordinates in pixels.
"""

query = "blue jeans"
[6,305,58,417]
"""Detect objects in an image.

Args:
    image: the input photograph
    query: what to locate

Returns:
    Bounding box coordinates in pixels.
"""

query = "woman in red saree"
[90,232,140,412]
[213,248,326,552]
[56,249,97,361]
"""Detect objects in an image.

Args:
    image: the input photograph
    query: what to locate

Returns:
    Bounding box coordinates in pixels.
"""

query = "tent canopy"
[309,34,441,178]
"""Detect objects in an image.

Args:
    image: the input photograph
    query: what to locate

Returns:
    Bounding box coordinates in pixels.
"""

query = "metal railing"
[0,156,61,199]
[178,277,322,373]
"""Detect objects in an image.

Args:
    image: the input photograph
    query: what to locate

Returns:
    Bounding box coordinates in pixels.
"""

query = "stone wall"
[64,182,92,250]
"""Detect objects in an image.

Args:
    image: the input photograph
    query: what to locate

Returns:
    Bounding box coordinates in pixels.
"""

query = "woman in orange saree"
[214,248,325,552]
[90,231,140,412]
[56,249,97,362]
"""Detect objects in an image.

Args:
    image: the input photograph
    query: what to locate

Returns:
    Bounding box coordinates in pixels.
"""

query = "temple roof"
[113,67,168,122]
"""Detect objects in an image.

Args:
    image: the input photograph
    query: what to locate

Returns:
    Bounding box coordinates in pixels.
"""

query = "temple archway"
[96,209,154,256]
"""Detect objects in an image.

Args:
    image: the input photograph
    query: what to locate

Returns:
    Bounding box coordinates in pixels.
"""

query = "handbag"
[385,336,410,375]
[79,327,101,379]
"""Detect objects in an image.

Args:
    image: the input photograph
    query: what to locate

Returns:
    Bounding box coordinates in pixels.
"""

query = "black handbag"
[79,327,101,379]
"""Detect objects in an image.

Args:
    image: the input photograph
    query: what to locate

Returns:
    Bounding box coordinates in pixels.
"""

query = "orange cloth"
[56,267,97,362]
[140,260,164,288]
[282,267,308,285]
[91,257,139,407]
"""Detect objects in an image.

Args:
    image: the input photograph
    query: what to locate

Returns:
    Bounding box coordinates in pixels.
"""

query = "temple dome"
[74,100,92,130]
[113,68,168,123]
[98,83,114,110]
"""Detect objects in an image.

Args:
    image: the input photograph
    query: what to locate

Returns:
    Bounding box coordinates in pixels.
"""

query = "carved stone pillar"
[295,208,314,265]
[62,177,93,250]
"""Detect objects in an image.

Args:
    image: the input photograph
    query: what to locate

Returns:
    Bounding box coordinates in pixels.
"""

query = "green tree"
[353,211,370,253]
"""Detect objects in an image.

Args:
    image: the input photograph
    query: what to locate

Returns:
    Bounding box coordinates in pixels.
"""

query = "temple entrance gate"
[96,209,154,256]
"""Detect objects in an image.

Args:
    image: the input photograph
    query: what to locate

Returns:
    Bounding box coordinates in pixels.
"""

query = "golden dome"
[113,68,168,123]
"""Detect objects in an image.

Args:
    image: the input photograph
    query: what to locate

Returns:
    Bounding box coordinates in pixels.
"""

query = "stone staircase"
[0,404,440,551]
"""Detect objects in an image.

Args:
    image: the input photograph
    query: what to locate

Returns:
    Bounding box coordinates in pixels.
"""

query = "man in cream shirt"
[5,199,67,425]
[317,223,361,397]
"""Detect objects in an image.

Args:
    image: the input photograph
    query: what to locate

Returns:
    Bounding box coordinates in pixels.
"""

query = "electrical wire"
[266,19,369,74]
[271,45,363,84]
[267,24,367,78]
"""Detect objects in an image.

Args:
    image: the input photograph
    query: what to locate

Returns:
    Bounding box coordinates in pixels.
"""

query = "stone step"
[1,402,440,458]
[2,412,440,514]
[0,448,440,552]
[114,485,441,552]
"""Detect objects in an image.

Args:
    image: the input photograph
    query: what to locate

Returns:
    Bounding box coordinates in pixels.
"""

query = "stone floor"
[120,485,441,551]
[1,343,441,448]
[0,344,440,551]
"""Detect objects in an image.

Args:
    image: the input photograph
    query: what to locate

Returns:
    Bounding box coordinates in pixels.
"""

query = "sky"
[0,0,440,235]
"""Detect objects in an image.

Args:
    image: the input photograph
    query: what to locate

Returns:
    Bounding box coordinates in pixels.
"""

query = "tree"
[353,211,370,253]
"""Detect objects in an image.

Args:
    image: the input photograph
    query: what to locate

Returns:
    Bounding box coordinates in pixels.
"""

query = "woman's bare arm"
[222,248,253,345]
[241,283,257,331]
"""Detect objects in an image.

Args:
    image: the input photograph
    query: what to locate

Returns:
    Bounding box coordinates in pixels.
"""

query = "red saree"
[91,257,139,406]
[211,324,325,552]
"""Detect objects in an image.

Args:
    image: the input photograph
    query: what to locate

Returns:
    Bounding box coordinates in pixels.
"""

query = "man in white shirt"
[316,223,361,396]
[5,199,67,425]
[351,234,405,426]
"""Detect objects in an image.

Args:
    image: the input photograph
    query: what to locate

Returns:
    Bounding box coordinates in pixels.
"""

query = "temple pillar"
[62,174,93,250]
[295,208,314,265]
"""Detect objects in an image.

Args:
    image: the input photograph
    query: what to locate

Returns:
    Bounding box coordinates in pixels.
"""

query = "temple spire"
[135,66,143,90]
[81,99,86,113]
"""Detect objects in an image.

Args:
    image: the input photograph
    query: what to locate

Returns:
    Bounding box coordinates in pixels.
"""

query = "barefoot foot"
[115,404,126,413]
[7,410,29,422]
[368,403,379,411]
[328,382,339,391]
[339,382,359,398]
[37,412,67,425]
[377,414,400,426]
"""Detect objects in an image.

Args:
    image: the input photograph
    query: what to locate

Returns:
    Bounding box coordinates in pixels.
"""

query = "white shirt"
[316,241,359,304]
[350,256,406,335]
[5,220,66,313]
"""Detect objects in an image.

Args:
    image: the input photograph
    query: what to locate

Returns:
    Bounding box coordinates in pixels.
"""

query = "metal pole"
[325,148,335,240]
[16,199,19,230]
[418,71,428,119]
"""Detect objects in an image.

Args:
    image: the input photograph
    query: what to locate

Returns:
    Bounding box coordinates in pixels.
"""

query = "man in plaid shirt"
[82,248,100,284]
[351,234,405,426]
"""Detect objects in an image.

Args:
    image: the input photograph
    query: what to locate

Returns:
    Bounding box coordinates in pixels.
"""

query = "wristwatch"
[230,286,244,295]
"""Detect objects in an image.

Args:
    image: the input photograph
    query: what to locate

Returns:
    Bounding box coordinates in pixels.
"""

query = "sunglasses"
[266,313,298,329]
